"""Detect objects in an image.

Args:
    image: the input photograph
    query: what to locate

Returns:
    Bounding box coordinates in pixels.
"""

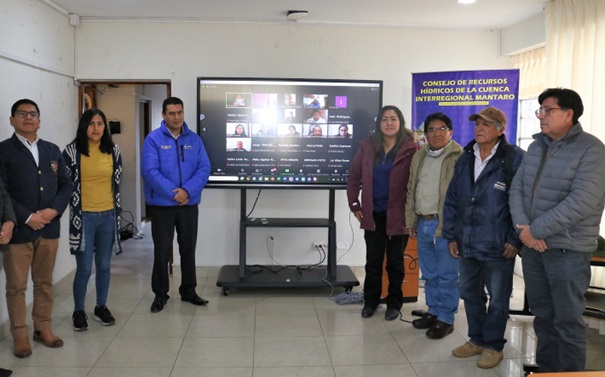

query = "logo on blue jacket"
[493,181,506,191]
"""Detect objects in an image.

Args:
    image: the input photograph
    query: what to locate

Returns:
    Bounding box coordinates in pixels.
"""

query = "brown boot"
[33,330,63,348]
[13,337,32,358]
[477,348,503,369]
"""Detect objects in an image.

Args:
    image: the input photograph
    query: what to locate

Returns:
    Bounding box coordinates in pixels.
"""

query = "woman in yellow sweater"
[62,109,122,331]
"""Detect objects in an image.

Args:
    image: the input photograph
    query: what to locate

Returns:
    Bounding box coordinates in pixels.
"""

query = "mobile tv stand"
[216,188,359,295]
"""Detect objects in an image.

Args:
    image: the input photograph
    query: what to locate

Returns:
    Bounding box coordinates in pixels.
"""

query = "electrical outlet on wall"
[312,242,327,249]
[337,242,350,250]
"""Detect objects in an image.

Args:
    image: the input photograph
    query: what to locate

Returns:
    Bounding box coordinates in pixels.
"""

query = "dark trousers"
[149,205,199,299]
[522,247,591,372]
[363,212,407,310]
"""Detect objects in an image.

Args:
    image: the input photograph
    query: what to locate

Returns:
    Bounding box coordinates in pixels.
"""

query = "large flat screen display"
[198,77,383,188]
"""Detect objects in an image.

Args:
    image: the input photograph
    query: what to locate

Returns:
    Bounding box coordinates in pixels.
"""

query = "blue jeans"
[417,217,459,324]
[459,256,514,351]
[521,247,591,372]
[73,210,116,311]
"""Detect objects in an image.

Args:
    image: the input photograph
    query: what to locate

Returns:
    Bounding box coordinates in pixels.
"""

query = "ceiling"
[44,0,550,30]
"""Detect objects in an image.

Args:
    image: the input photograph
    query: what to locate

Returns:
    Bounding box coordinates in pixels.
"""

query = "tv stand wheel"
[344,286,353,293]
[222,288,231,296]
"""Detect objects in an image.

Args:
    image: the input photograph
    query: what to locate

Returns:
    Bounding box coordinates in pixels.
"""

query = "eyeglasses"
[426,126,449,134]
[14,111,40,119]
[535,107,563,117]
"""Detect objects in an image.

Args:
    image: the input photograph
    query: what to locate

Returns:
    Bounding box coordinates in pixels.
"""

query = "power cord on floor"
[398,312,413,324]
[398,308,427,324]
[119,210,143,240]
[331,291,364,305]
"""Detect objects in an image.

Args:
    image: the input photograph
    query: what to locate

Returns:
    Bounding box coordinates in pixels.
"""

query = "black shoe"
[412,313,437,329]
[72,310,88,331]
[181,294,209,306]
[151,295,169,313]
[0,368,12,377]
[385,308,400,321]
[523,363,540,376]
[361,306,376,318]
[94,305,116,326]
[426,320,454,339]
[411,309,427,317]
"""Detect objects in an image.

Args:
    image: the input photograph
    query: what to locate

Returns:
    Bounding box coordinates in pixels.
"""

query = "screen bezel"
[197,77,383,189]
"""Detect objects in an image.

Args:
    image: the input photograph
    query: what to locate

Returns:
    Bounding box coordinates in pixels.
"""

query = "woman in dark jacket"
[347,105,418,320]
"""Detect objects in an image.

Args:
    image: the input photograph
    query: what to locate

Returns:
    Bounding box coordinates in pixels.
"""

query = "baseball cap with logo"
[469,107,506,127]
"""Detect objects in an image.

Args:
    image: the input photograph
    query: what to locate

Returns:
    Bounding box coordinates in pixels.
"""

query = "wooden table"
[536,372,605,376]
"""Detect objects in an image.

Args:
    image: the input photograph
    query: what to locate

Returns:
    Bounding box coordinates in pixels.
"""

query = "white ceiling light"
[286,10,309,21]
[458,0,476,4]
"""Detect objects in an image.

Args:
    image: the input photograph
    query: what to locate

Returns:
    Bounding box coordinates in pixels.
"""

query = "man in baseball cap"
[442,105,524,369]
[468,106,507,127]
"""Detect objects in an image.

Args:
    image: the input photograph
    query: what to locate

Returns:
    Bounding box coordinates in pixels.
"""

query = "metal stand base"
[217,264,359,295]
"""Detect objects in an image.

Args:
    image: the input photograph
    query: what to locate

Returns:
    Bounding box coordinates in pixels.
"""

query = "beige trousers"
[3,238,58,339]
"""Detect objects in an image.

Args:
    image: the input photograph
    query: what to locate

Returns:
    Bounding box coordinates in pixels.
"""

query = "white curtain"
[513,47,546,99]
[545,0,605,139]
[546,0,605,269]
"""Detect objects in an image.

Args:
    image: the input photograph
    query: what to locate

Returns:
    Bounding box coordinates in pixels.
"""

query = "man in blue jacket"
[141,97,211,313]
[442,107,524,369]
[0,99,73,358]
[509,88,605,373]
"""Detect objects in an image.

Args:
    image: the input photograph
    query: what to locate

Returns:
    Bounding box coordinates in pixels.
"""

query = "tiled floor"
[1,223,604,376]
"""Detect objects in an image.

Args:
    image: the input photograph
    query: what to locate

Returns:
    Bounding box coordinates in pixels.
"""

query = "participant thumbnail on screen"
[253,93,277,108]
[284,93,296,107]
[252,108,277,124]
[334,96,348,109]
[305,109,327,124]
[226,138,251,152]
[226,93,252,108]
[284,109,296,122]
[329,123,353,139]
[227,123,249,137]
[253,123,276,137]
[278,123,301,137]
[305,124,326,138]
[303,94,328,109]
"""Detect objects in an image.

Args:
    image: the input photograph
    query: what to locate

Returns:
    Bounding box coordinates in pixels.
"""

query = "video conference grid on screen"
[198,78,382,187]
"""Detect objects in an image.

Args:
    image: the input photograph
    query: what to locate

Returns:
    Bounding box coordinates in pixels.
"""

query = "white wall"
[0,0,76,333]
[141,84,169,133]
[501,13,546,56]
[73,21,514,267]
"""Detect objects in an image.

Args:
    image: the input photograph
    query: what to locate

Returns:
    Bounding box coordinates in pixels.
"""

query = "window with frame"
[517,98,540,150]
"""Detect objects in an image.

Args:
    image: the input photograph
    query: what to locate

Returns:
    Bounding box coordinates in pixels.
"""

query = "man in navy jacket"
[442,107,524,369]
[0,99,73,358]
[141,97,211,313]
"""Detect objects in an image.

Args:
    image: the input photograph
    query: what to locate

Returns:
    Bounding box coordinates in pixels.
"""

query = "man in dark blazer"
[0,176,16,376]
[0,99,73,358]
[0,178,16,251]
